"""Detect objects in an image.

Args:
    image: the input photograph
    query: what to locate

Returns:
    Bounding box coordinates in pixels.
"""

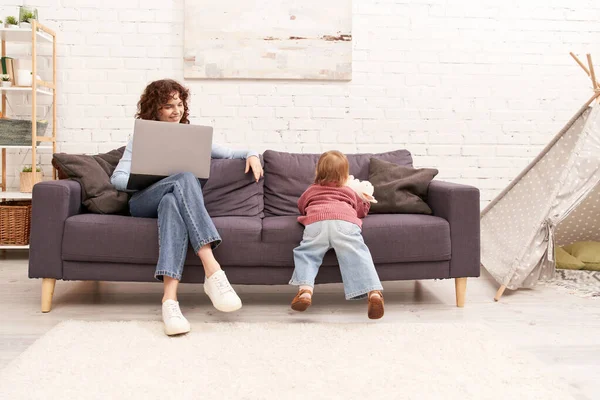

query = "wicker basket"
[0,200,32,245]
[0,118,47,146]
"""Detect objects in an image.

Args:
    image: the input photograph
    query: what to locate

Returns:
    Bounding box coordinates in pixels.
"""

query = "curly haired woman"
[111,79,263,336]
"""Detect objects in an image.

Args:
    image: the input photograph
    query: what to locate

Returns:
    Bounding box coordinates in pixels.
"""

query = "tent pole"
[570,52,600,87]
[494,285,506,302]
[586,54,598,89]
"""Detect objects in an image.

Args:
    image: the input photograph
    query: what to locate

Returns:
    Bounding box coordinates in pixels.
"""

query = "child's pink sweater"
[297,183,370,228]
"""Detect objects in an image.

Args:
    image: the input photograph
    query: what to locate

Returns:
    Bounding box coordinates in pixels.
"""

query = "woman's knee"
[158,193,178,214]
[175,172,201,189]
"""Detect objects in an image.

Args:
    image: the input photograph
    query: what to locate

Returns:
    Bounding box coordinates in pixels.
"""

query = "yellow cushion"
[555,246,585,270]
[563,241,600,264]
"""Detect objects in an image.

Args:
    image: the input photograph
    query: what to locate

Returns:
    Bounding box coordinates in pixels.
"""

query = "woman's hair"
[314,150,349,187]
[136,79,190,124]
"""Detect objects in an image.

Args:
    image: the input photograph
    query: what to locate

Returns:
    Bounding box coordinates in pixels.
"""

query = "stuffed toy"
[345,175,378,203]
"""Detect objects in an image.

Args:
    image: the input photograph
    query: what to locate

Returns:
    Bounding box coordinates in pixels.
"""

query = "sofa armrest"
[29,180,83,279]
[427,180,480,278]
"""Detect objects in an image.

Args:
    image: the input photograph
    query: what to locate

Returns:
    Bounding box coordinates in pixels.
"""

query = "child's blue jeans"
[290,220,383,300]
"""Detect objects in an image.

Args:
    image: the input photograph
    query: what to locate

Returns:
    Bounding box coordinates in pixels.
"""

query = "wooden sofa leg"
[455,278,467,307]
[41,278,56,313]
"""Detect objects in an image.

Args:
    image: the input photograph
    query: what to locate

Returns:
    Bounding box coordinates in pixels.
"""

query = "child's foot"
[291,289,313,311]
[162,299,191,336]
[368,291,384,320]
[204,270,242,312]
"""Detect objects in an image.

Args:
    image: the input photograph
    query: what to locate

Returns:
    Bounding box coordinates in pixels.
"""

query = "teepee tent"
[481,53,600,301]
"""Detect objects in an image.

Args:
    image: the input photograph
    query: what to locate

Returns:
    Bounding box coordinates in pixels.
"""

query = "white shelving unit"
[0,191,32,199]
[1,22,56,251]
[0,86,53,96]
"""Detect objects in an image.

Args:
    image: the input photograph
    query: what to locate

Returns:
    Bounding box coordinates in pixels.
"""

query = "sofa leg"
[494,285,506,302]
[41,278,56,313]
[455,278,467,307]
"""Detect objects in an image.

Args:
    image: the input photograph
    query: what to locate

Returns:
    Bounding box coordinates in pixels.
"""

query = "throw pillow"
[563,241,600,264]
[555,246,585,270]
[52,147,130,215]
[202,157,264,218]
[368,158,438,214]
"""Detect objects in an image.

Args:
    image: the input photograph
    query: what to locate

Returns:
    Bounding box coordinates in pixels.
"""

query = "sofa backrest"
[262,149,413,217]
[203,158,264,218]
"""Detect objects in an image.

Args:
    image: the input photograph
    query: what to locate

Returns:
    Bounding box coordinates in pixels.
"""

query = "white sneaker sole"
[204,287,242,312]
[164,324,191,336]
[212,300,242,313]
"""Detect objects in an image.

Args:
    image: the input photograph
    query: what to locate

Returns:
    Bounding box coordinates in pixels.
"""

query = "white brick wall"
[1,0,600,207]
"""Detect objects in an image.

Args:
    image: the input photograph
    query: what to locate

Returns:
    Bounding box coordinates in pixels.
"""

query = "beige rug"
[0,321,573,400]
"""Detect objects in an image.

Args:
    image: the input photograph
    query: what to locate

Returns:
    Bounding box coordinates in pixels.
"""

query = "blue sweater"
[110,138,259,191]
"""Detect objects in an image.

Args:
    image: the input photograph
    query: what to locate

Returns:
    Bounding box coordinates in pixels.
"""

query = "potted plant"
[19,6,37,29]
[1,74,10,88]
[20,165,43,193]
[19,11,35,29]
[5,16,18,28]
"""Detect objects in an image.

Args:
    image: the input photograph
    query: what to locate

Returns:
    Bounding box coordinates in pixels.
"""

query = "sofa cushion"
[263,149,413,217]
[52,147,130,215]
[261,214,451,266]
[62,214,263,267]
[368,158,438,214]
[203,157,264,217]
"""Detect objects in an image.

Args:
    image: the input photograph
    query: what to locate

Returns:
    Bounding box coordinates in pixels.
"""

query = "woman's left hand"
[245,156,264,182]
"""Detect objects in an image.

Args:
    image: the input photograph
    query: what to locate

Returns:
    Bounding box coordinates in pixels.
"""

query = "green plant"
[0,74,10,82]
[21,11,35,23]
[6,16,18,25]
[22,165,42,173]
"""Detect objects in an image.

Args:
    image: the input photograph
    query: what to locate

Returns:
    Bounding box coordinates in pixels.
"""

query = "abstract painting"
[183,0,352,80]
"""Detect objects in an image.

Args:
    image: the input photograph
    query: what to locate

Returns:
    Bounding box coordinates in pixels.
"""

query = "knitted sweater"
[297,184,370,228]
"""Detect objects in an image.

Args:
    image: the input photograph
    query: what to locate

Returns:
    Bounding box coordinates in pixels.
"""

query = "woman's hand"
[245,156,264,182]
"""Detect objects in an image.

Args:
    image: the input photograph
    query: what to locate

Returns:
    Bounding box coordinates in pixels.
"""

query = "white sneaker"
[204,270,242,312]
[162,299,191,336]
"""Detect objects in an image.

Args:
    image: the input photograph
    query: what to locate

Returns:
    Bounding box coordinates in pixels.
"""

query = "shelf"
[0,245,29,249]
[0,86,53,96]
[0,191,32,199]
[0,27,52,43]
[0,144,53,149]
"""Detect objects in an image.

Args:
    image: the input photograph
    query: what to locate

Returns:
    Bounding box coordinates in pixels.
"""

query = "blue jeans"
[290,220,383,300]
[129,172,221,281]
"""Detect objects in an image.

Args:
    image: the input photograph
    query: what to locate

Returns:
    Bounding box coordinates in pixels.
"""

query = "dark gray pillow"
[52,147,130,214]
[263,149,414,216]
[368,158,438,214]
[203,157,264,218]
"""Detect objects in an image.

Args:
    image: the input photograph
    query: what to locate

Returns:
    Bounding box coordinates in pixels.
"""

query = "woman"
[111,79,263,336]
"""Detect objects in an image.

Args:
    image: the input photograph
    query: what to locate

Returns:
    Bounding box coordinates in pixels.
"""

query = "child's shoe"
[291,289,312,311]
[368,290,384,319]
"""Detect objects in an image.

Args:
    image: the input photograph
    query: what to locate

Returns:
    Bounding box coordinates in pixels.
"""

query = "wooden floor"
[1,250,599,400]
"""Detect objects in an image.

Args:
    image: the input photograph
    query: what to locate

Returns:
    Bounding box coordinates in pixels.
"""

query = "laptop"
[126,119,213,191]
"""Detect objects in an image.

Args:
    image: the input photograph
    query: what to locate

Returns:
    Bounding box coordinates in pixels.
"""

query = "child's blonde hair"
[314,150,349,187]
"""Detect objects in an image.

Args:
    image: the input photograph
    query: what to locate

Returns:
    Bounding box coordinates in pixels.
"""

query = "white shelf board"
[0,144,52,149]
[0,27,52,43]
[0,245,29,249]
[0,86,53,96]
[0,191,32,199]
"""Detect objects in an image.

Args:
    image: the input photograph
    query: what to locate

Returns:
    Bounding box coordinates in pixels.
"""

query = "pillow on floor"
[581,262,600,271]
[555,246,585,270]
[368,158,438,214]
[52,147,130,215]
[563,241,600,264]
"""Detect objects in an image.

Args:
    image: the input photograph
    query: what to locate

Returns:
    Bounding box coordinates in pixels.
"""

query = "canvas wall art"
[183,0,352,80]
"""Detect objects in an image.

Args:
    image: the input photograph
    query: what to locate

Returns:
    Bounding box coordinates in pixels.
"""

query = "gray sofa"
[29,149,480,312]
